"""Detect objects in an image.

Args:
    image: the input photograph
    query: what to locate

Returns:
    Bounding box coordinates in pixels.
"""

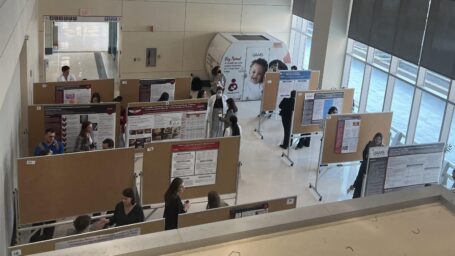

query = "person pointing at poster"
[348,132,384,198]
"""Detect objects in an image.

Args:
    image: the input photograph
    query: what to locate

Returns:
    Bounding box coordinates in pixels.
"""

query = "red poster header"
[172,142,219,152]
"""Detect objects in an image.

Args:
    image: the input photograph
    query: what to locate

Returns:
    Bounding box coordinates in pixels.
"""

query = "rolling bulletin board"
[9,219,165,255]
[120,77,192,108]
[17,148,135,224]
[179,196,297,228]
[261,71,319,112]
[33,79,115,104]
[321,112,393,165]
[142,136,240,205]
[27,103,120,156]
[292,89,354,134]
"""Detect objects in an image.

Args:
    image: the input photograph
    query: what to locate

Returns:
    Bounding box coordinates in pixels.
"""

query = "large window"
[390,79,414,138]
[347,58,365,112]
[414,92,446,144]
[366,68,387,113]
[289,15,313,70]
[343,38,455,167]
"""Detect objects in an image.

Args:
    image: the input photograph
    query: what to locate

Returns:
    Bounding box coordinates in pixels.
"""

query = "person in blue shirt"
[34,128,65,156]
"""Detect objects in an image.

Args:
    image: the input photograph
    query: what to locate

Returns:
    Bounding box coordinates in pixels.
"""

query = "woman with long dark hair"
[349,132,384,198]
[163,177,190,230]
[219,98,238,132]
[224,116,241,137]
[74,121,96,152]
[108,188,144,227]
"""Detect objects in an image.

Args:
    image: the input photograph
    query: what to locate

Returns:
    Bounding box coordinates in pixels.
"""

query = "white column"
[309,0,352,89]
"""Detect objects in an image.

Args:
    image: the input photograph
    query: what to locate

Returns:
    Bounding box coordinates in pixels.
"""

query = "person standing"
[57,66,77,82]
[163,177,190,230]
[34,128,65,155]
[74,121,96,152]
[207,86,228,138]
[219,98,238,133]
[224,116,242,137]
[278,90,296,149]
[349,132,384,198]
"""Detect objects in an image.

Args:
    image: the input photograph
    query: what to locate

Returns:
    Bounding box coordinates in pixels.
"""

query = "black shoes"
[279,144,288,149]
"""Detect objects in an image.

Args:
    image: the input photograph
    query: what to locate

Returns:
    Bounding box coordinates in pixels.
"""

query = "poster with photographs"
[139,79,175,102]
[127,102,207,148]
[44,104,117,152]
[55,85,92,104]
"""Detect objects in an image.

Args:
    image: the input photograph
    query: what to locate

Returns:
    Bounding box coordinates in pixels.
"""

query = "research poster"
[127,102,207,148]
[55,84,91,104]
[384,143,445,190]
[364,146,389,196]
[276,70,311,109]
[139,79,175,102]
[302,91,344,125]
[171,142,219,188]
[334,116,361,154]
[44,104,117,152]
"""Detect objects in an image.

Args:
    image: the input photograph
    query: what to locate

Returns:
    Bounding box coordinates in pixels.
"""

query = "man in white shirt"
[57,65,77,82]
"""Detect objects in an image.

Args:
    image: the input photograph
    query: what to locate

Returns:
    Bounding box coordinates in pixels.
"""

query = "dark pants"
[281,117,291,147]
[29,221,55,243]
[297,133,311,148]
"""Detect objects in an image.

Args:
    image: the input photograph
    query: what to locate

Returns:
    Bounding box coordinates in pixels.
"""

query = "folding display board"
[33,79,115,104]
[364,143,445,197]
[28,103,120,156]
[293,89,354,134]
[119,77,192,108]
[17,148,135,224]
[9,219,165,255]
[126,99,208,148]
[142,136,240,205]
[321,112,392,165]
[261,71,319,112]
[179,196,297,228]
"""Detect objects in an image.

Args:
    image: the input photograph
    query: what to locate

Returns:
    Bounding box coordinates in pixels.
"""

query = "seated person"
[206,191,228,209]
[67,215,108,235]
[102,138,115,149]
[34,128,65,156]
[108,188,144,227]
[57,65,77,82]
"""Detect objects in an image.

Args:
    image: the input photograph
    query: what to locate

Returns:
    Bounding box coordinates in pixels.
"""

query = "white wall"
[0,0,38,253]
[37,0,292,80]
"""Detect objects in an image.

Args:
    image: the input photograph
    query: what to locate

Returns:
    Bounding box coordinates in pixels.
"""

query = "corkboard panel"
[142,136,240,205]
[33,79,115,104]
[120,77,192,108]
[18,148,135,224]
[321,112,393,165]
[262,71,319,112]
[179,196,297,228]
[27,103,120,156]
[292,88,354,134]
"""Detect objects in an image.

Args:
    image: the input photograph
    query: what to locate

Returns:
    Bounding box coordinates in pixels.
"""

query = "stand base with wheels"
[254,111,273,140]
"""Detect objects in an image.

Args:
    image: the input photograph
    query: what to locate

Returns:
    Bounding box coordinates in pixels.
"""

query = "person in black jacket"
[108,188,144,227]
[278,90,296,149]
[163,177,190,230]
[349,132,384,198]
